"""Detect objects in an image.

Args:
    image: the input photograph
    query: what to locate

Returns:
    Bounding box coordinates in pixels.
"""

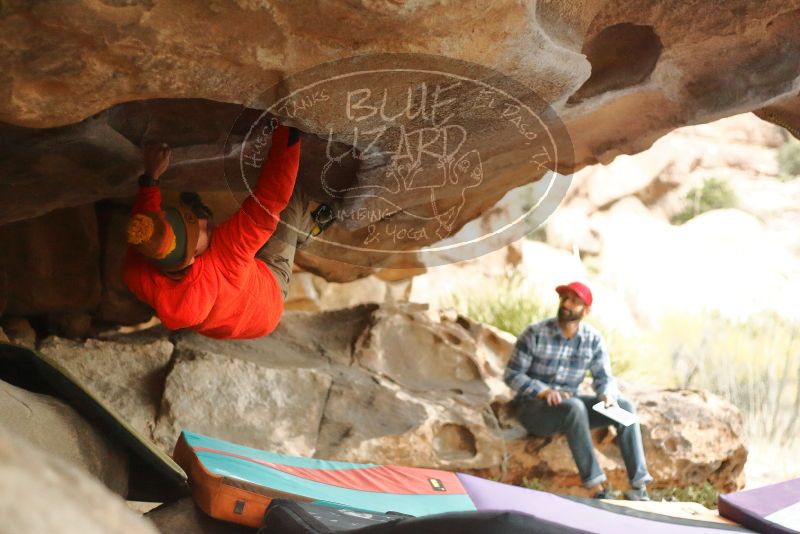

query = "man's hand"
[537,388,573,407]
[143,143,171,179]
[599,394,616,408]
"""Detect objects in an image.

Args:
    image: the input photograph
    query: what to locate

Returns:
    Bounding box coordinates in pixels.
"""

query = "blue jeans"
[515,395,653,488]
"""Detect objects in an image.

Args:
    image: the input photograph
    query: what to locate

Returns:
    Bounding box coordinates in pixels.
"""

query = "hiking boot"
[593,486,616,500]
[624,486,650,501]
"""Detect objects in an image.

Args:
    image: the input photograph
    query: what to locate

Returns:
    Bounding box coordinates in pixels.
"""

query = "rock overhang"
[1,0,799,281]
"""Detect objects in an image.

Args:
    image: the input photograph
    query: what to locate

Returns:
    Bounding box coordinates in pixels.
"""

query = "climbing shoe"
[593,486,616,500]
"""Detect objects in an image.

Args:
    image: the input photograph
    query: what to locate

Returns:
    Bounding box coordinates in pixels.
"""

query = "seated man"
[123,124,330,339]
[503,281,653,500]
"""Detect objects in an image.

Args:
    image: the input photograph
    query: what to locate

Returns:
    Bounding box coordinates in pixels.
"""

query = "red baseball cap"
[556,282,593,307]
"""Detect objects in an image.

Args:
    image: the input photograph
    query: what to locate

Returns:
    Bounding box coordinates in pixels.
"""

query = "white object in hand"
[592,401,638,427]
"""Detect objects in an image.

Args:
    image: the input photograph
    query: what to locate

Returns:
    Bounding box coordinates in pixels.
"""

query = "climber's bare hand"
[143,143,171,179]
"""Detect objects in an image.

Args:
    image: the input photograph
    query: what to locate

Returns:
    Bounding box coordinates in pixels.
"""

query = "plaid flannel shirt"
[504,318,618,399]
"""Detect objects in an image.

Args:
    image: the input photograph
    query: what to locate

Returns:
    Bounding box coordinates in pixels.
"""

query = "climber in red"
[122,124,331,339]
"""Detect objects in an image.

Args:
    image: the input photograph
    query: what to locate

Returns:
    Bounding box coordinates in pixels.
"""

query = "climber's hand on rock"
[143,143,171,179]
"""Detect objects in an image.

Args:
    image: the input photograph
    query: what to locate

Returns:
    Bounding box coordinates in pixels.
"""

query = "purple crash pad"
[719,478,800,534]
[457,473,750,534]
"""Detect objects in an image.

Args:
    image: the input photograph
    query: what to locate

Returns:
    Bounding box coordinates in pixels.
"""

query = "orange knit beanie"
[126,211,177,260]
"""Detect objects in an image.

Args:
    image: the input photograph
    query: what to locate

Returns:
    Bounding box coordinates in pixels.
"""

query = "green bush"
[645,311,800,455]
[777,140,800,178]
[650,483,720,509]
[671,178,737,225]
[520,477,545,491]
[443,273,550,337]
[676,313,800,447]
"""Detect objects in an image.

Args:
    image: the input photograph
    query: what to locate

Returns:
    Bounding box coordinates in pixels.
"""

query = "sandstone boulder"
[0,426,157,534]
[317,376,505,471]
[39,336,175,441]
[636,389,747,492]
[476,386,746,496]
[0,379,128,496]
[354,304,497,401]
[0,204,101,316]
[152,347,333,455]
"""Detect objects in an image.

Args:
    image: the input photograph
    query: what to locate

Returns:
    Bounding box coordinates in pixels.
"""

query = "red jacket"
[122,126,299,339]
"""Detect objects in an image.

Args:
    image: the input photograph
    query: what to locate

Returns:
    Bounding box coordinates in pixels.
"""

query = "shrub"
[520,477,545,491]
[443,272,550,337]
[670,177,737,225]
[653,312,800,451]
[777,139,800,178]
[650,482,720,509]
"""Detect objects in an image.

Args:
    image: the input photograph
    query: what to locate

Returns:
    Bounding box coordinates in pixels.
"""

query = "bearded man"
[504,282,653,500]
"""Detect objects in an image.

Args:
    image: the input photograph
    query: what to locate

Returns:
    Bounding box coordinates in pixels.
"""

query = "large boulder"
[636,389,747,492]
[38,336,175,441]
[0,379,128,496]
[0,425,157,534]
[316,306,515,470]
[151,347,333,455]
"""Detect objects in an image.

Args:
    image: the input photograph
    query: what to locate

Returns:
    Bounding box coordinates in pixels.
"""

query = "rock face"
[0,204,101,315]
[96,202,155,326]
[1,1,799,280]
[35,303,747,496]
[284,270,414,312]
[636,389,747,492]
[152,349,332,454]
[39,336,175,441]
[541,112,800,326]
[0,425,157,534]
[0,379,128,496]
